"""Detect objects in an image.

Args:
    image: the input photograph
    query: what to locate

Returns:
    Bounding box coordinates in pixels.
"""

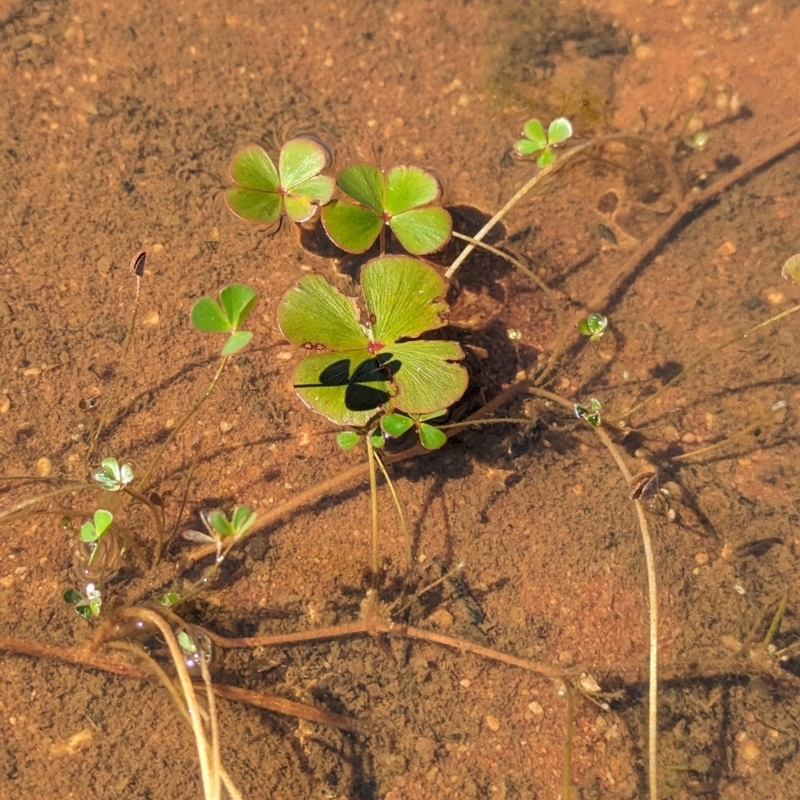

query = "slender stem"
[135,355,230,493]
[373,448,411,571]
[183,380,531,566]
[672,401,786,463]
[445,143,592,279]
[0,484,97,524]
[450,232,565,387]
[124,486,166,563]
[612,304,800,425]
[529,386,659,800]
[87,271,143,463]
[366,438,380,590]
[102,608,216,800]
[563,684,575,800]
[200,649,221,800]
[762,591,788,652]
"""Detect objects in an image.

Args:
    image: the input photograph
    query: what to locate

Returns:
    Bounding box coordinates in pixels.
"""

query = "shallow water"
[2,0,800,798]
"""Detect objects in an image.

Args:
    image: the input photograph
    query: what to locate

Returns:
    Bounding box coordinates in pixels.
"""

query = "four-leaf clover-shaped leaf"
[90,457,134,492]
[514,118,573,166]
[321,164,452,255]
[191,284,258,356]
[278,256,468,427]
[226,139,335,225]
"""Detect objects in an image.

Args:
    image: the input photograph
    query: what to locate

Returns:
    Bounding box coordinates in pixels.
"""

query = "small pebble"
[527,701,544,715]
[485,714,501,732]
[765,289,784,305]
[151,243,164,254]
[427,608,454,628]
[219,420,232,433]
[0,575,14,589]
[460,678,471,688]
[740,738,760,762]
[142,309,160,326]
[718,241,737,256]
[695,552,709,565]
[0,395,10,414]
[635,44,655,60]
[36,457,52,477]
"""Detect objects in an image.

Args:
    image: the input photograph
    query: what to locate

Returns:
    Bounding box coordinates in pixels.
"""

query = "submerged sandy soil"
[2,0,800,797]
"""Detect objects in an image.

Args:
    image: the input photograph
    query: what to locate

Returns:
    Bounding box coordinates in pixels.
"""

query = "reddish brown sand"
[2,0,800,797]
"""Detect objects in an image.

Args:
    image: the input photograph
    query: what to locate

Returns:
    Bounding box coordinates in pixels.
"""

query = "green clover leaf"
[514,117,573,167]
[191,283,258,356]
[321,164,452,255]
[226,139,335,225]
[278,256,468,427]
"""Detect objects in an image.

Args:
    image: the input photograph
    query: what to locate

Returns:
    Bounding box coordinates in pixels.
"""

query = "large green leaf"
[389,207,452,255]
[362,257,449,343]
[321,201,383,254]
[279,138,330,189]
[384,166,440,215]
[336,163,385,213]
[387,340,468,414]
[225,187,282,224]
[278,274,368,350]
[229,145,280,191]
[292,351,395,426]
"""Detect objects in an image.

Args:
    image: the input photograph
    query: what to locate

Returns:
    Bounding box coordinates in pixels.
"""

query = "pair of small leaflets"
[278,256,468,427]
[191,284,258,356]
[574,398,602,427]
[382,410,448,450]
[336,409,448,452]
[226,138,335,224]
[577,313,608,342]
[321,164,452,255]
[513,118,573,167]
[80,509,114,568]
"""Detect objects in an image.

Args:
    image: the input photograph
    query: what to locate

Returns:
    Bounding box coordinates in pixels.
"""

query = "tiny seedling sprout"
[321,163,452,254]
[577,313,608,342]
[90,457,134,492]
[191,283,258,356]
[514,117,573,166]
[226,139,335,224]
[62,584,102,619]
[183,505,257,562]
[574,398,602,427]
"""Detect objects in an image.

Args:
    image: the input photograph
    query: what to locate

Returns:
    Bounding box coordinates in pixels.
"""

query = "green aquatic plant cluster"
[58,284,259,620]
[226,138,452,256]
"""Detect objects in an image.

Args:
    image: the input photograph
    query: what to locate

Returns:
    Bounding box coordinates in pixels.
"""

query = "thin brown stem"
[135,355,230,493]
[450,232,565,387]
